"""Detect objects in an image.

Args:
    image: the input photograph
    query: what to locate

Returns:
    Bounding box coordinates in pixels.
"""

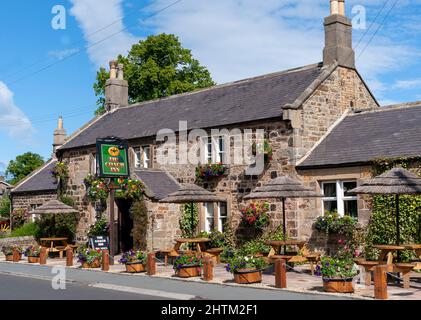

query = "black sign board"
[89,236,110,251]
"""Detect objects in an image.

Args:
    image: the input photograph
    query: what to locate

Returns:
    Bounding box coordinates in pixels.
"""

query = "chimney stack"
[105,60,129,112]
[323,0,355,69]
[53,116,67,155]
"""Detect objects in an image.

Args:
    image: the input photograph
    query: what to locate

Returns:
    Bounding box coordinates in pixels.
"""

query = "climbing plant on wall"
[179,203,199,238]
[130,198,148,250]
[365,157,421,261]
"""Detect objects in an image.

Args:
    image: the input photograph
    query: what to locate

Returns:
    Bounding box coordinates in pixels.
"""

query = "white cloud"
[393,78,421,90]
[48,48,80,60]
[69,0,139,67]
[0,81,34,143]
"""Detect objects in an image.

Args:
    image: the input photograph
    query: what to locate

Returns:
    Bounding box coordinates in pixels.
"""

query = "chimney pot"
[338,0,345,16]
[330,0,339,15]
[117,63,124,80]
[109,60,117,79]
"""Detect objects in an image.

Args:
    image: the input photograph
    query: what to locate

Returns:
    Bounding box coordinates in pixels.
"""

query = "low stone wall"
[0,236,37,250]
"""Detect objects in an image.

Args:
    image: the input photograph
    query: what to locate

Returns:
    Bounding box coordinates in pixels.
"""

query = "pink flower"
[338,239,344,244]
[354,249,361,257]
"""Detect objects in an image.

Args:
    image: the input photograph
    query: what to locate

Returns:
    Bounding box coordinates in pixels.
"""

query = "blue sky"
[1,0,421,174]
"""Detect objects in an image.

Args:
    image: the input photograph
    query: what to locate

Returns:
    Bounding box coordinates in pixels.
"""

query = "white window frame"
[204,203,214,232]
[203,202,228,232]
[90,153,97,174]
[134,146,151,169]
[202,136,226,164]
[321,180,358,217]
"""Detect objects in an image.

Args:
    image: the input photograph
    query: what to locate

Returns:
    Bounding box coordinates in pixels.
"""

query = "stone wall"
[294,67,378,161]
[11,192,57,211]
[0,236,37,249]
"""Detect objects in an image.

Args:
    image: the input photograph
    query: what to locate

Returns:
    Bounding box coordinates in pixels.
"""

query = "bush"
[35,212,80,243]
[87,217,109,237]
[11,208,28,230]
[9,222,39,238]
[179,203,199,238]
[130,199,148,250]
[314,210,357,236]
[238,238,270,256]
[0,197,10,218]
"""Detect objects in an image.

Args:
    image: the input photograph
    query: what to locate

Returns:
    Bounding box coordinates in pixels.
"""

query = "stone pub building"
[11,0,421,252]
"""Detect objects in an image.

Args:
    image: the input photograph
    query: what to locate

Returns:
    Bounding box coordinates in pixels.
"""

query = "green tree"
[0,196,10,218]
[94,33,215,115]
[6,152,44,185]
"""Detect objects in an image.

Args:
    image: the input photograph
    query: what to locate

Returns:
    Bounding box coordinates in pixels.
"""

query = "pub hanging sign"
[96,137,130,178]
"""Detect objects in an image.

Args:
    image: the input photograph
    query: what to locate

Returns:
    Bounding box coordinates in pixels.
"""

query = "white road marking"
[90,283,199,300]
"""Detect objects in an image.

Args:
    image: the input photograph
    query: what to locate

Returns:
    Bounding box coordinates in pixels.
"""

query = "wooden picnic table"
[371,244,421,289]
[40,237,68,259]
[174,238,210,253]
[265,240,308,264]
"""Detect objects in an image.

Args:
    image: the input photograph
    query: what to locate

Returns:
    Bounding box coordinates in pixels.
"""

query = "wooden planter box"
[233,269,262,284]
[5,255,14,261]
[322,277,354,293]
[28,256,40,264]
[125,262,146,273]
[81,259,101,269]
[175,265,202,278]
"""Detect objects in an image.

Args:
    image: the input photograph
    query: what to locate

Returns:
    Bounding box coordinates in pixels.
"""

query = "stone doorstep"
[0,258,370,300]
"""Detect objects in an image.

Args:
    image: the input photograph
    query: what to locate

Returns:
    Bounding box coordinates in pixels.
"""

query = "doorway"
[116,199,133,253]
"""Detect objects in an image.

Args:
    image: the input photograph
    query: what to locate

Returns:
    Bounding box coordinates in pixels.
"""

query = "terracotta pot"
[28,256,40,263]
[82,259,101,269]
[125,262,146,273]
[234,269,262,284]
[322,277,354,293]
[175,265,201,278]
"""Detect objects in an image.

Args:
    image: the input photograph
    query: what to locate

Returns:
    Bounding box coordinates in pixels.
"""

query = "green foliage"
[365,159,421,262]
[87,218,109,237]
[130,199,148,250]
[34,212,80,243]
[6,152,44,185]
[51,162,69,185]
[225,255,267,274]
[86,178,109,203]
[77,246,102,265]
[0,196,10,218]
[123,179,145,201]
[238,238,270,256]
[11,208,28,230]
[93,33,215,115]
[316,256,358,279]
[9,222,39,238]
[314,210,357,236]
[1,245,23,255]
[179,203,199,238]
[59,195,75,208]
[118,250,147,264]
[24,245,41,257]
[173,255,203,271]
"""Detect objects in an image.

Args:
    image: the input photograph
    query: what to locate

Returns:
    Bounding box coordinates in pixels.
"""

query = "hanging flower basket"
[241,202,270,230]
[252,139,273,162]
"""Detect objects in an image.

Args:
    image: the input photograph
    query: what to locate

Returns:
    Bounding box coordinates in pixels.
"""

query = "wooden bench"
[204,248,224,264]
[394,263,416,289]
[158,249,180,266]
[46,246,67,259]
[355,260,381,286]
[305,254,321,276]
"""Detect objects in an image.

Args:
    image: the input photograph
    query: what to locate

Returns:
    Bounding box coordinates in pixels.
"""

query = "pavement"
[0,256,420,300]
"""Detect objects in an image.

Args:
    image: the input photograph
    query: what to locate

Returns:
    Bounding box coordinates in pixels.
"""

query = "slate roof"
[11,160,58,194]
[297,105,421,169]
[135,169,180,200]
[60,63,324,151]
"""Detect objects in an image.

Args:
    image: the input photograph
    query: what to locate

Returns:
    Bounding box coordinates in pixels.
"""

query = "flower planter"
[82,259,101,269]
[175,265,202,278]
[322,277,354,293]
[28,256,40,264]
[233,268,262,284]
[5,255,14,261]
[125,262,146,273]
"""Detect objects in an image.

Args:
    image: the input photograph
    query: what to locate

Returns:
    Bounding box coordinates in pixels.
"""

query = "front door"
[116,199,133,253]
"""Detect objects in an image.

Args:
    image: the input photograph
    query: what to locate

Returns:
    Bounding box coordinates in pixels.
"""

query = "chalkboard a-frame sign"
[89,236,110,251]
